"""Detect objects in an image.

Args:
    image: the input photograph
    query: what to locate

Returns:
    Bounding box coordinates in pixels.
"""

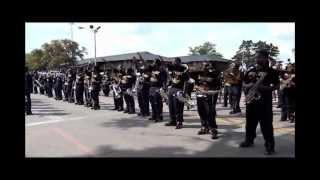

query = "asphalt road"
[25,92,295,158]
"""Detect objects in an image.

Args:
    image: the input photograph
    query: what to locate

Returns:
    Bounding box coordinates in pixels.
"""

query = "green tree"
[232,40,255,66]
[189,41,223,58]
[25,39,86,71]
[41,39,86,69]
[253,41,280,59]
[25,49,45,71]
[232,40,280,67]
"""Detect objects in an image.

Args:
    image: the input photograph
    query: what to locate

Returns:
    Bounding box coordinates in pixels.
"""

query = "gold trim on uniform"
[174,71,182,75]
[199,76,213,82]
[172,78,180,84]
[150,77,158,82]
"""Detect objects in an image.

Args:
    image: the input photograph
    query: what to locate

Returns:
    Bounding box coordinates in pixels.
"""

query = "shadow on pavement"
[94,115,294,157]
[99,104,116,110]
[99,110,201,130]
[30,98,70,117]
[32,112,70,116]
[32,103,52,107]
[92,145,190,157]
[217,113,246,118]
[100,116,155,130]
[90,126,294,157]
[216,107,233,111]
[31,106,59,110]
[32,109,65,112]
[180,124,202,129]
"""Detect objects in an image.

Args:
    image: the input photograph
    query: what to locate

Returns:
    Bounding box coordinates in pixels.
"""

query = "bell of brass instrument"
[245,72,267,104]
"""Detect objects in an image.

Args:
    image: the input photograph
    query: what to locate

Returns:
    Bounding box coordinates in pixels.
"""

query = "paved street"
[25,92,295,158]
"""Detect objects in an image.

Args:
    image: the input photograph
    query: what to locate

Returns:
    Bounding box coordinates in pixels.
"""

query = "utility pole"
[70,23,74,40]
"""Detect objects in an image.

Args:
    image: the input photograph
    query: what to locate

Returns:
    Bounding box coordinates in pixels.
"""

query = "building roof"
[76,51,168,65]
[76,52,232,66]
[169,54,232,63]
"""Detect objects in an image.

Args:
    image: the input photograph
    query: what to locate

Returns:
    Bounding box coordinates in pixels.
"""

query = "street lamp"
[78,25,101,66]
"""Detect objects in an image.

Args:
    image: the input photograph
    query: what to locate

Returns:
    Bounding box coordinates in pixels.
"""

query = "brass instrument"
[114,73,123,98]
[175,91,192,109]
[159,88,169,104]
[121,75,134,96]
[194,85,220,96]
[224,66,241,85]
[170,64,188,85]
[173,64,195,109]
[245,72,268,104]
[88,72,93,93]
[111,82,121,99]
[223,67,234,86]
[133,73,144,96]
[172,78,180,84]
[34,79,44,88]
[150,70,160,83]
[284,74,295,88]
[121,75,128,84]
[126,88,133,96]
[72,77,77,90]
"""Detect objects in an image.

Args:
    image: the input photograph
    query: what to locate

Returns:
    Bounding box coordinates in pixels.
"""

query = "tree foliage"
[25,39,86,71]
[189,41,223,58]
[25,49,45,71]
[232,40,280,67]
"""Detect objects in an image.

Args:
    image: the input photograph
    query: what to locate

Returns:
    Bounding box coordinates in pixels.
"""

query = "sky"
[25,22,295,63]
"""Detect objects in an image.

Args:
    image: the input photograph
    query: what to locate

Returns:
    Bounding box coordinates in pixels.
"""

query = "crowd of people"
[25,49,295,155]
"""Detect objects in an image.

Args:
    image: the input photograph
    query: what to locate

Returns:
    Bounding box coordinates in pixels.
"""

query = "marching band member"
[111,69,124,111]
[101,70,111,97]
[33,71,39,94]
[122,68,136,114]
[240,50,279,155]
[53,72,63,100]
[165,57,190,129]
[229,62,242,114]
[25,67,33,115]
[135,59,151,117]
[280,68,295,123]
[84,68,93,107]
[110,70,118,110]
[66,68,75,103]
[91,65,102,110]
[75,68,85,105]
[195,62,222,139]
[223,64,234,107]
[149,59,166,122]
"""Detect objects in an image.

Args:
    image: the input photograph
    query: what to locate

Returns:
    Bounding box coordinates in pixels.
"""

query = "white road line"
[26,116,85,127]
